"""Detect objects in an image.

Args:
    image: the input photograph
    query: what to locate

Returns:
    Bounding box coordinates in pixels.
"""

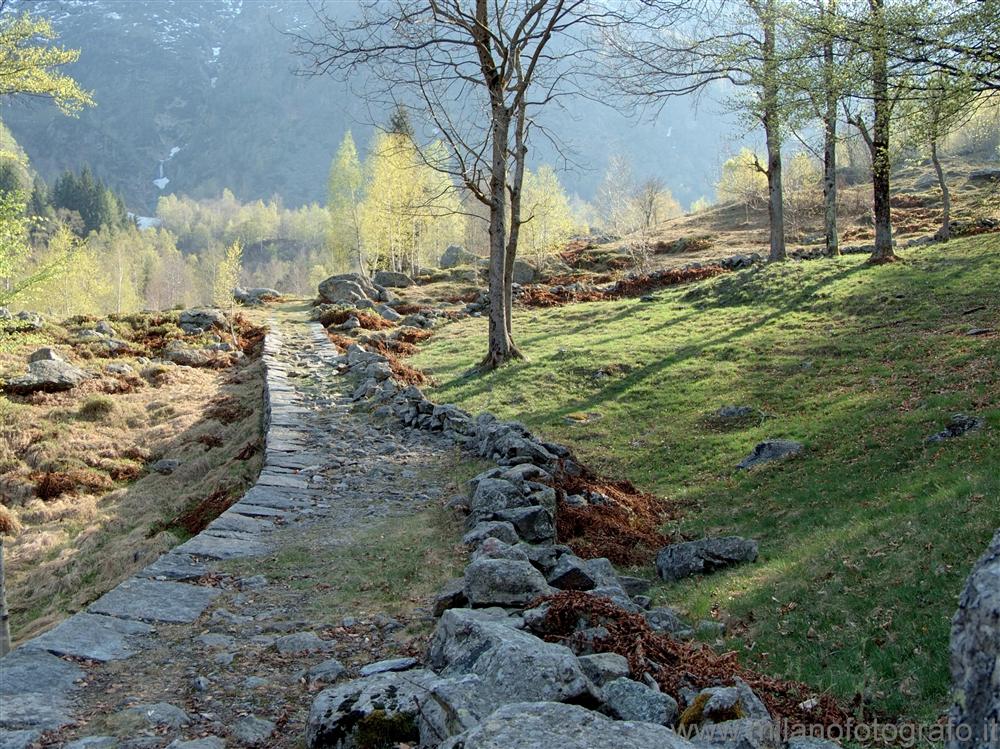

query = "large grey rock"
[440,245,477,269]
[548,555,619,591]
[417,674,496,745]
[234,286,281,305]
[468,478,529,524]
[428,609,590,705]
[179,307,226,333]
[231,715,275,746]
[317,273,389,305]
[692,718,779,749]
[602,677,678,725]
[656,538,759,582]
[689,680,771,724]
[577,652,631,686]
[5,359,91,394]
[512,259,537,284]
[306,670,438,748]
[949,529,1000,749]
[0,731,43,749]
[463,557,552,607]
[23,612,152,661]
[372,270,414,288]
[125,702,190,729]
[494,505,556,543]
[736,440,803,470]
[88,578,221,623]
[27,347,63,363]
[162,341,213,367]
[274,631,331,655]
[463,521,519,547]
[440,701,696,749]
[926,413,984,443]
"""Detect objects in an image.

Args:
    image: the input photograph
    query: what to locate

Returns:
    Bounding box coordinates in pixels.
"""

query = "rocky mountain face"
[4,0,729,212]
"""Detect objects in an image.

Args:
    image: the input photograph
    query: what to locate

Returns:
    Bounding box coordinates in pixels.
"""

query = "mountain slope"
[3,0,730,212]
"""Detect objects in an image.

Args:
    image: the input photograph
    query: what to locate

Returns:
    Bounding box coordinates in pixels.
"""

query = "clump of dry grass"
[0,313,267,643]
[77,395,115,421]
[0,505,21,536]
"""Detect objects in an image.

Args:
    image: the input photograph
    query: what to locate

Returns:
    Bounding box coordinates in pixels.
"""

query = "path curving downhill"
[0,306,467,749]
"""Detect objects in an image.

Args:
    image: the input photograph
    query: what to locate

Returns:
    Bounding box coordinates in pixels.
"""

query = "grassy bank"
[411,235,1000,720]
[0,312,265,641]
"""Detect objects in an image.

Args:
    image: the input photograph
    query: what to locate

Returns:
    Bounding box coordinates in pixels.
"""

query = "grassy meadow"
[412,234,1000,719]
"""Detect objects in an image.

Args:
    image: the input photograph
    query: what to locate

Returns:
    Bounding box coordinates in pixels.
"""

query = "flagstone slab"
[23,613,152,662]
[138,553,208,581]
[88,579,221,623]
[257,471,310,490]
[175,531,269,559]
[0,649,81,730]
[206,511,274,534]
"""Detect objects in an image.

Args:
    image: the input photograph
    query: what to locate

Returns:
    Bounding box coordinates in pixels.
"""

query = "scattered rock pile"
[297,337,828,749]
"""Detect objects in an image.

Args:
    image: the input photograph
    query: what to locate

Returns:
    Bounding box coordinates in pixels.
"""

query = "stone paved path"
[0,308,466,749]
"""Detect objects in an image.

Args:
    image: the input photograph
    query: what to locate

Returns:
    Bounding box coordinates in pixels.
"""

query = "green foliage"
[716,148,768,220]
[156,190,330,294]
[783,151,823,230]
[0,11,94,114]
[0,190,30,301]
[520,165,576,266]
[359,132,462,274]
[51,166,129,235]
[412,235,1000,720]
[326,131,364,274]
[213,239,243,309]
[690,196,713,214]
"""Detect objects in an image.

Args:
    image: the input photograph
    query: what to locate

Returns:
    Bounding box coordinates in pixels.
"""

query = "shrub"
[76,396,115,421]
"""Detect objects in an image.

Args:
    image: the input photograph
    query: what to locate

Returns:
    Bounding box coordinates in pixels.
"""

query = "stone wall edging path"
[0,320,344,746]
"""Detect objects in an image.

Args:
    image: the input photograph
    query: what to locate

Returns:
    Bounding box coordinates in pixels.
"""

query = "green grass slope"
[411,234,1000,720]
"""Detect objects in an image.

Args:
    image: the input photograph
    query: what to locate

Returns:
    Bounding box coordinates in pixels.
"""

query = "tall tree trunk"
[869,0,896,263]
[822,1,840,256]
[481,106,521,370]
[0,541,9,657]
[762,0,786,261]
[931,139,951,240]
[765,119,786,261]
[504,102,528,337]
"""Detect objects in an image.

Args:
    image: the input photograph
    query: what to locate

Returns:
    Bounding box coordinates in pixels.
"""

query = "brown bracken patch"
[33,468,114,500]
[165,486,238,536]
[321,308,396,331]
[536,591,850,730]
[396,328,434,345]
[519,266,728,308]
[367,340,430,386]
[550,464,672,566]
[205,396,252,425]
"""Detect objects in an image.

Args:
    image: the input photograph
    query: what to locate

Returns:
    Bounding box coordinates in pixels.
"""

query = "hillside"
[410,232,1000,720]
[2,0,729,212]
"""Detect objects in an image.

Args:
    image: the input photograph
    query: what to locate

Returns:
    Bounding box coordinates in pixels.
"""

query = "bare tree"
[294,0,617,370]
[604,0,793,261]
[635,177,667,231]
